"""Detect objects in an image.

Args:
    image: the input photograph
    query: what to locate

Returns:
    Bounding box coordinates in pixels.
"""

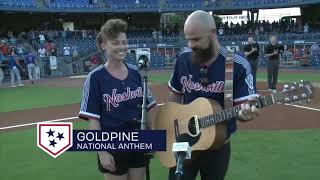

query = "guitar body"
[154,97,227,168]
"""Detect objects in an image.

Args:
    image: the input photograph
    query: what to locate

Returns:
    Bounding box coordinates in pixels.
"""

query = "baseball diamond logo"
[37,122,73,158]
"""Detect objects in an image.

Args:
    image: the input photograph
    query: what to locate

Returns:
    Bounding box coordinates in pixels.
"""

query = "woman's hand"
[98,151,116,172]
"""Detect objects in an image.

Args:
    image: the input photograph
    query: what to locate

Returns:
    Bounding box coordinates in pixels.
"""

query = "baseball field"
[0,68,320,180]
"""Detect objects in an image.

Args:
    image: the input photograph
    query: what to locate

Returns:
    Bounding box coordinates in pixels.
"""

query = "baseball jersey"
[168,47,257,136]
[79,63,157,130]
[8,55,18,69]
[25,54,36,64]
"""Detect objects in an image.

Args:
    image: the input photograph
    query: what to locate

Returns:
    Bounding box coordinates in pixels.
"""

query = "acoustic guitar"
[154,81,313,168]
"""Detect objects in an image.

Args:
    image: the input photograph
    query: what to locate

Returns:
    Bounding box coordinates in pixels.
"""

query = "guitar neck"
[199,94,276,128]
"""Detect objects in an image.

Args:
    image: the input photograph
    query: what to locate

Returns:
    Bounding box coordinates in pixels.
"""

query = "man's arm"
[265,46,278,57]
[244,45,257,57]
[168,92,183,104]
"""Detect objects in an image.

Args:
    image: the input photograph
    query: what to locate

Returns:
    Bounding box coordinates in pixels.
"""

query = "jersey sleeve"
[233,55,257,104]
[168,55,183,94]
[79,74,101,120]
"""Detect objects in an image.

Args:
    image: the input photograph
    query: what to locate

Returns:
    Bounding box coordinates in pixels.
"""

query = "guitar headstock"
[274,80,313,104]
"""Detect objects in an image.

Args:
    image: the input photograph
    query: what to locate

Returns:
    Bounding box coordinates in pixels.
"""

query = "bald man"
[167,10,260,180]
[244,36,260,88]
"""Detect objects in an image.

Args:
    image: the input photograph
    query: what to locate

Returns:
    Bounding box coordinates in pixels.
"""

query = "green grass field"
[1,72,319,180]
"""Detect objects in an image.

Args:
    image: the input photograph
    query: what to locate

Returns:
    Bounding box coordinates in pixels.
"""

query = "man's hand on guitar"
[237,98,260,122]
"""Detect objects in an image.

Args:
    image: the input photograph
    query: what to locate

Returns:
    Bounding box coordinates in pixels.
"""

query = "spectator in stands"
[63,45,71,56]
[45,41,53,56]
[265,35,280,92]
[0,40,10,56]
[82,29,87,39]
[38,46,47,77]
[167,10,259,180]
[8,51,24,87]
[218,27,224,36]
[304,23,309,33]
[78,18,156,180]
[16,44,25,58]
[72,45,79,61]
[89,54,99,69]
[244,36,260,88]
[25,52,37,84]
[293,48,301,62]
[39,32,46,44]
[152,29,158,39]
[301,48,310,66]
[311,42,319,56]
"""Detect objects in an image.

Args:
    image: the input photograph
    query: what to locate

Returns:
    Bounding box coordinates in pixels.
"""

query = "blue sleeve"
[233,55,257,104]
[168,55,183,94]
[79,74,101,120]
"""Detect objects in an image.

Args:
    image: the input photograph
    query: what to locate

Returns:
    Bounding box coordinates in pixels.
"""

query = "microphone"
[137,55,149,70]
[172,142,191,177]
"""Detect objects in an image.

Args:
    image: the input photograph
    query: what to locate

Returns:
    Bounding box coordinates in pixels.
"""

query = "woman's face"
[102,32,128,62]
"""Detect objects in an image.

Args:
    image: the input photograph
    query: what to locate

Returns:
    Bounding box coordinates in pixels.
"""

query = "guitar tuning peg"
[299,83,304,88]
[282,89,288,92]
[302,94,307,98]
[284,84,289,89]
[300,80,304,83]
[291,86,296,90]
[293,82,297,85]
[293,96,298,100]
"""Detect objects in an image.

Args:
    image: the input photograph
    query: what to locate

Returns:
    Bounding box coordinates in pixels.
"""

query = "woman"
[78,19,156,180]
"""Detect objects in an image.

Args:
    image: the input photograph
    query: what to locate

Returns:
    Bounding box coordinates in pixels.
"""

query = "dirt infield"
[0,71,319,133]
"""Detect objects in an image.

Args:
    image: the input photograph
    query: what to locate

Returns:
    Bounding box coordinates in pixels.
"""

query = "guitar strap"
[224,49,234,109]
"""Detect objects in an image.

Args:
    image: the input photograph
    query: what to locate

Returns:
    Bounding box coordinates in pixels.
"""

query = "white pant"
[0,67,3,85]
[10,67,22,86]
[27,63,37,80]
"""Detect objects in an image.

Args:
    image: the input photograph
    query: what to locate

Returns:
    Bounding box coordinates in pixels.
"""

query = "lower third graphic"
[37,122,73,158]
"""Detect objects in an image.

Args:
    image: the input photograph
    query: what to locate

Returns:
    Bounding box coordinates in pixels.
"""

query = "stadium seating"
[48,0,99,8]
[0,0,36,7]
[0,0,310,9]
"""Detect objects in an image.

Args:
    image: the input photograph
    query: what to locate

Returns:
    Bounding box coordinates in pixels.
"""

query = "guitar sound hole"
[188,117,197,136]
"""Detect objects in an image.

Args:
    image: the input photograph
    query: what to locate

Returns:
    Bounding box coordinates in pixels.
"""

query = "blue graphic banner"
[68,130,166,152]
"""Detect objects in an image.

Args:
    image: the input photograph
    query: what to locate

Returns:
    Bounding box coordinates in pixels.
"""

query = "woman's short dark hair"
[96,19,128,51]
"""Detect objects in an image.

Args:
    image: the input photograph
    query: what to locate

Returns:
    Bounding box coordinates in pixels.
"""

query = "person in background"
[244,36,260,88]
[8,51,24,87]
[25,52,38,84]
[265,35,280,92]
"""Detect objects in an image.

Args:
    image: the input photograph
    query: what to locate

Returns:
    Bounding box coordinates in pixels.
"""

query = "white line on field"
[283,104,320,112]
[0,116,78,130]
[0,103,319,130]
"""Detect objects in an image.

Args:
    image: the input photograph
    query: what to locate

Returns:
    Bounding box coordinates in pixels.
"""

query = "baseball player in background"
[25,52,38,84]
[78,19,156,180]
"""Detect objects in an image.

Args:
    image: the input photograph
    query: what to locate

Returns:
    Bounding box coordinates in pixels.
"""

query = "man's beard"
[191,40,215,64]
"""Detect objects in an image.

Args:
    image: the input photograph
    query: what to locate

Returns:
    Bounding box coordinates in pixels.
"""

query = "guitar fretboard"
[199,95,275,128]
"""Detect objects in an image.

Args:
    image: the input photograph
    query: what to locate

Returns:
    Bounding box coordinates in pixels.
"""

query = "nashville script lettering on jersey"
[103,87,142,111]
[180,75,224,93]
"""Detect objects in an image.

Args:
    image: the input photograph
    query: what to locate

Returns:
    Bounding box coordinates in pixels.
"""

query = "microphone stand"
[175,151,186,180]
[140,65,153,180]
